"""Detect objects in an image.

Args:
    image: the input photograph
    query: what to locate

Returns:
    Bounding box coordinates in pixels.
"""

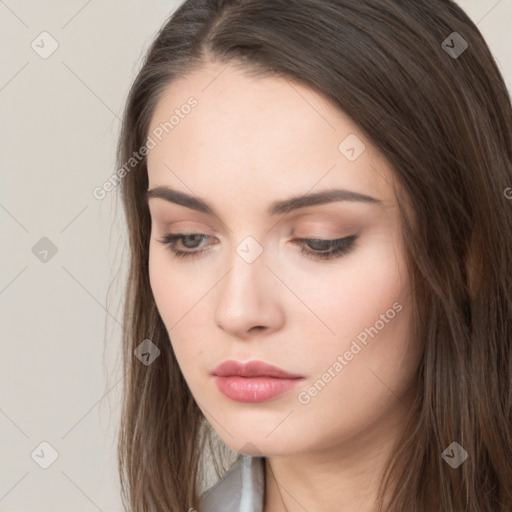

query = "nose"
[213,248,285,339]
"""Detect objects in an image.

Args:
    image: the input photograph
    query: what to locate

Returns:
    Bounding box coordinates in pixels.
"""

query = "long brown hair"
[115,1,512,510]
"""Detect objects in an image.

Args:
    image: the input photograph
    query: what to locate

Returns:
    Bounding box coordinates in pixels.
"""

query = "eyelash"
[157,233,357,261]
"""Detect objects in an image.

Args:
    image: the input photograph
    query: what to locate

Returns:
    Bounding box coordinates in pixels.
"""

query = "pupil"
[183,235,202,248]
[309,239,331,251]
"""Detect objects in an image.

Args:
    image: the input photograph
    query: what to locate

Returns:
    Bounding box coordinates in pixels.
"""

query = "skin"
[146,61,423,512]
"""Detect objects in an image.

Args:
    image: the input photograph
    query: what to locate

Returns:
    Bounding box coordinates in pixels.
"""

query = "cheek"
[293,236,415,398]
[291,294,416,449]
[148,247,174,321]
[148,247,190,351]
[148,245,211,373]
[148,243,202,324]
[294,235,410,349]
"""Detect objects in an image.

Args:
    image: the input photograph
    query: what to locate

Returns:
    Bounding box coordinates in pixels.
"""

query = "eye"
[157,232,358,261]
[292,235,357,261]
[157,233,213,259]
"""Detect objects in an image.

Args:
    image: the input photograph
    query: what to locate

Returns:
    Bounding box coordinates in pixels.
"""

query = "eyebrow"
[146,186,384,215]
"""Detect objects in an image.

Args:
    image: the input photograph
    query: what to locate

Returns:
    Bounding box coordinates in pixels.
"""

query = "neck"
[262,402,413,512]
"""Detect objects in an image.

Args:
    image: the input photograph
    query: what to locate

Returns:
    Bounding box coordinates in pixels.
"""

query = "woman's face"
[146,61,422,456]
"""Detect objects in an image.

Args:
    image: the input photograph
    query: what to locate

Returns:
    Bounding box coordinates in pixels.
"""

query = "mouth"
[211,360,305,403]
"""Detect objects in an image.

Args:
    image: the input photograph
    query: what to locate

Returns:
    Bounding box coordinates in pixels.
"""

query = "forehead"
[146,61,396,208]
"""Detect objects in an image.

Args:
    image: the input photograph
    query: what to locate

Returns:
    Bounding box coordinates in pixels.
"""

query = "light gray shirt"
[200,454,265,512]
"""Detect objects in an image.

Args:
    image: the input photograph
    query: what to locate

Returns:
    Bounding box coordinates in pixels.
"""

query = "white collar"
[200,454,265,512]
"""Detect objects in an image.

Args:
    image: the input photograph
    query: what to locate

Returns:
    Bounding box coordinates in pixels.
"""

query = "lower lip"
[213,376,303,403]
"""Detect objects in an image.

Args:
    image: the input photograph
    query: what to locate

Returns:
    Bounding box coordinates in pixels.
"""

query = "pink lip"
[211,360,304,403]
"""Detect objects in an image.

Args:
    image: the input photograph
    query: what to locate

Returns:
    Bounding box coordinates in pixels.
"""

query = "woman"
[115,1,512,511]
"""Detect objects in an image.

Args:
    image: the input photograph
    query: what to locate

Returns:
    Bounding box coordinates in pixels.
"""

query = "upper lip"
[211,360,304,379]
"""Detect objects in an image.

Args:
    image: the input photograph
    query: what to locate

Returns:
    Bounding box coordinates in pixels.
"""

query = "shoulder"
[199,454,265,512]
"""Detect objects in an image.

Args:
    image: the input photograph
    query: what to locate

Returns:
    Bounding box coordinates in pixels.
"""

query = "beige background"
[1,1,511,510]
